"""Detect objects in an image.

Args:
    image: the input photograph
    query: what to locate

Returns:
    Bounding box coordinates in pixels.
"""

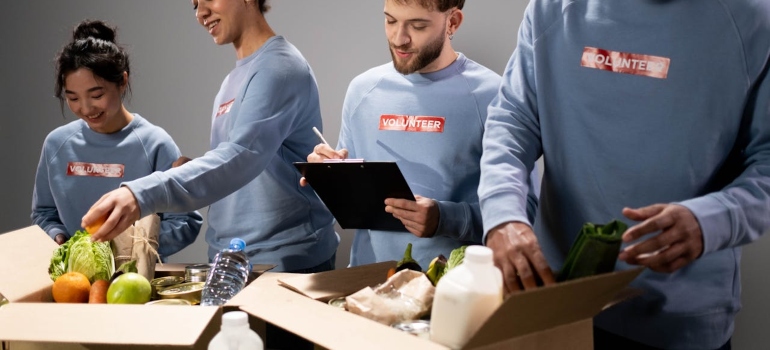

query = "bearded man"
[306,0,539,268]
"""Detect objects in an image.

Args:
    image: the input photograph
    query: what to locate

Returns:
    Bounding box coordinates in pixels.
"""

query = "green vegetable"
[446,245,467,271]
[425,254,447,286]
[48,237,74,281]
[111,260,138,282]
[48,230,115,283]
[395,243,422,272]
[557,220,627,282]
[436,245,468,282]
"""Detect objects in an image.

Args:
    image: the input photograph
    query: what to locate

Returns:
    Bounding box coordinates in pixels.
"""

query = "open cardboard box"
[233,261,643,350]
[0,226,222,350]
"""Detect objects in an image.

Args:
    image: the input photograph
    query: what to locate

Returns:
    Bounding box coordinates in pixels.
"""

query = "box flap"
[463,267,643,349]
[239,273,447,350]
[276,261,395,301]
[0,303,220,346]
[0,226,58,302]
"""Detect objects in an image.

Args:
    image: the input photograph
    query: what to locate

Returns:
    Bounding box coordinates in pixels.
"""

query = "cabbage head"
[48,230,114,282]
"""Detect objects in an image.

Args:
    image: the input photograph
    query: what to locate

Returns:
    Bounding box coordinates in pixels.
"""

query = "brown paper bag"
[345,269,435,325]
[110,214,161,281]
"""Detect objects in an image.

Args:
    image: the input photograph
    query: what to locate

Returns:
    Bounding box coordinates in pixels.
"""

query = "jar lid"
[185,263,212,273]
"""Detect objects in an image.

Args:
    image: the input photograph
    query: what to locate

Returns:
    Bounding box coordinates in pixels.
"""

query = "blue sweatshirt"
[479,1,770,348]
[125,36,338,272]
[339,54,538,269]
[32,114,202,258]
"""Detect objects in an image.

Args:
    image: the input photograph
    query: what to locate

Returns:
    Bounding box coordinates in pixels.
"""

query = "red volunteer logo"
[66,162,125,178]
[581,47,670,79]
[216,99,235,118]
[379,115,445,133]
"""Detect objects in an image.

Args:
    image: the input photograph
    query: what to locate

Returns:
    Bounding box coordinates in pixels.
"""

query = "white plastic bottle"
[208,311,264,350]
[430,245,503,349]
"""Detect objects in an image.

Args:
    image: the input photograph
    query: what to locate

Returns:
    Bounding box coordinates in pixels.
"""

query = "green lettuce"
[557,220,627,282]
[48,230,115,283]
[436,245,468,281]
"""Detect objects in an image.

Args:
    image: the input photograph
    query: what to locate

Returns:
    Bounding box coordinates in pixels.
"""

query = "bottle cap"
[464,245,493,265]
[229,238,246,251]
[222,311,249,327]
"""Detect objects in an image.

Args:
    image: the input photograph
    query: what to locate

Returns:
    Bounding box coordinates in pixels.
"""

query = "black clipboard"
[294,161,415,231]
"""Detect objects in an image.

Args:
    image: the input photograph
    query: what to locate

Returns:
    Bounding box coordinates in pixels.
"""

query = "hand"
[172,156,193,168]
[54,234,68,245]
[618,204,704,273]
[486,221,555,294]
[300,144,349,187]
[81,187,141,242]
[385,195,439,238]
[307,144,348,162]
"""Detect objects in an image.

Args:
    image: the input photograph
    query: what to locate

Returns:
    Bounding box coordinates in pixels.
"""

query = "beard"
[389,32,445,75]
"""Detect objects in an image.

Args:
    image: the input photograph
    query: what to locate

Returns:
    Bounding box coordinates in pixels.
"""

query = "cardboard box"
[0,226,221,350]
[234,261,643,350]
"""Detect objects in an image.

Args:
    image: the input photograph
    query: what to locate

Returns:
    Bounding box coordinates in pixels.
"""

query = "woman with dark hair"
[32,20,202,260]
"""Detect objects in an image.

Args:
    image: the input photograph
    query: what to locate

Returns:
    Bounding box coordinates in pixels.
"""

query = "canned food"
[327,297,347,310]
[145,299,192,306]
[150,276,186,300]
[185,263,211,283]
[392,320,430,339]
[157,282,205,305]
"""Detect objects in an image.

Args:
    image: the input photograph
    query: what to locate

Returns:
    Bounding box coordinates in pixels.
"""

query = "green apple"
[107,272,151,304]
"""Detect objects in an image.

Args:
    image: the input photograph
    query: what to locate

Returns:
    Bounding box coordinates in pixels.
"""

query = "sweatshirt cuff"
[48,227,67,240]
[122,172,167,219]
[480,191,530,244]
[434,201,469,240]
[677,194,731,255]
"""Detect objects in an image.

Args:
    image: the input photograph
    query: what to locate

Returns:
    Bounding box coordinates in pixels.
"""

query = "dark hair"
[257,0,270,14]
[391,0,464,12]
[54,20,131,112]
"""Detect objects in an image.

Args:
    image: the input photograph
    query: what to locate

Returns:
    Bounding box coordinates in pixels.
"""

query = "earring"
[449,34,454,40]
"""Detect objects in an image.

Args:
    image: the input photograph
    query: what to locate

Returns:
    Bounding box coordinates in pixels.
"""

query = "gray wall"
[0,1,765,348]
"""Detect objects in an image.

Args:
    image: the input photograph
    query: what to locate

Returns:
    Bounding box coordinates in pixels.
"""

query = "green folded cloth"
[557,220,628,282]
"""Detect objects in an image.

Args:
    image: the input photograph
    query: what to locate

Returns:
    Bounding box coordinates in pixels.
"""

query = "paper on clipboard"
[294,161,414,231]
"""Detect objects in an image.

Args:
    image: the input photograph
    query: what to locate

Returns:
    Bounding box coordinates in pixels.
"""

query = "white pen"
[312,126,330,146]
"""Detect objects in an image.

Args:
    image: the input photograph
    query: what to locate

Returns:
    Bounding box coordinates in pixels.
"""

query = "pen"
[312,127,330,146]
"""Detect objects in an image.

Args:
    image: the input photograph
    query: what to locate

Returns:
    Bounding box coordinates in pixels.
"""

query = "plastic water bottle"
[201,238,251,306]
[208,311,264,350]
[430,245,503,349]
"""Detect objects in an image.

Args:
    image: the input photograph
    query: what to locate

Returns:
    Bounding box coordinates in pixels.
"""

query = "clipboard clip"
[322,158,365,163]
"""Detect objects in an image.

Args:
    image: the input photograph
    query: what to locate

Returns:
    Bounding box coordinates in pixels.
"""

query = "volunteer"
[306,0,539,269]
[478,0,770,349]
[32,19,202,259]
[81,0,339,274]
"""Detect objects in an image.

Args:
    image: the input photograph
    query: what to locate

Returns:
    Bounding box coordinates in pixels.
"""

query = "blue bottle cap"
[229,238,246,251]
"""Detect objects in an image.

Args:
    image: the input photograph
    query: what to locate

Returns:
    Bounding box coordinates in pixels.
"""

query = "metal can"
[185,263,211,283]
[150,276,186,300]
[145,299,192,306]
[392,320,431,339]
[157,282,205,305]
[327,297,347,310]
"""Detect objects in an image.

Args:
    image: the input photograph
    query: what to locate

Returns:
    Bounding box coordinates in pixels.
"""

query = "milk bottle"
[430,245,503,349]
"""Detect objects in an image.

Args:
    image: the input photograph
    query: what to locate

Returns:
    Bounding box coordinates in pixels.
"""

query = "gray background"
[0,1,766,348]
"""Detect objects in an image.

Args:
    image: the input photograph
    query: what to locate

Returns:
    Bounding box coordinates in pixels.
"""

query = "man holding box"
[479,0,770,349]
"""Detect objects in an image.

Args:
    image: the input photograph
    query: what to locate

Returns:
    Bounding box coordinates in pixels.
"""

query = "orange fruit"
[85,215,106,235]
[52,272,91,303]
